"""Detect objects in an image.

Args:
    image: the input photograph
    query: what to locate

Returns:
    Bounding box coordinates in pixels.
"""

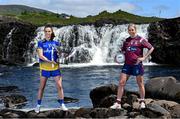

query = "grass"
[1,10,164,26]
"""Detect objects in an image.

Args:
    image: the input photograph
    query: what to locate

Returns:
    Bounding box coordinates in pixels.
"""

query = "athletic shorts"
[121,63,144,76]
[40,69,61,78]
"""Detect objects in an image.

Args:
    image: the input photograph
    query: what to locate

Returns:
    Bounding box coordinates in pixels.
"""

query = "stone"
[148,17,180,65]
[90,84,118,107]
[170,104,180,118]
[0,17,37,65]
[2,94,27,108]
[142,103,171,118]
[145,76,180,102]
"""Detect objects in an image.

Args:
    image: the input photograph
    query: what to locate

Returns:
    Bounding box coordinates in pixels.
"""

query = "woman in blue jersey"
[35,25,68,113]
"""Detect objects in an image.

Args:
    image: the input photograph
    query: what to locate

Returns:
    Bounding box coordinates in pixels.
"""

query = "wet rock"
[145,76,180,102]
[90,84,118,107]
[27,109,74,118]
[142,103,171,118]
[74,108,92,118]
[128,111,140,118]
[0,108,128,118]
[89,108,127,118]
[90,83,140,108]
[0,109,27,118]
[132,102,140,110]
[99,95,116,108]
[126,94,138,105]
[122,103,132,112]
[152,100,178,111]
[2,94,27,108]
[64,96,79,103]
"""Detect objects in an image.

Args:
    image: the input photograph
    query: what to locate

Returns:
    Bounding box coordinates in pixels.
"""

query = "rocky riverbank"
[0,76,179,118]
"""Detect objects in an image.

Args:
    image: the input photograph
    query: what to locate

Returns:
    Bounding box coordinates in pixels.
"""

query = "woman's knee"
[56,81,63,89]
[119,73,128,86]
[119,79,126,86]
[39,85,45,91]
[137,80,144,88]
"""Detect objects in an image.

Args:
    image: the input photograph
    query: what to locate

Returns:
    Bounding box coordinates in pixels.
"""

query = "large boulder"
[148,17,180,65]
[145,76,180,102]
[90,84,141,108]
[89,84,118,108]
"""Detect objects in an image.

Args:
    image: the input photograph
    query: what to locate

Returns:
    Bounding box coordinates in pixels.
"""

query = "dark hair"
[44,25,55,41]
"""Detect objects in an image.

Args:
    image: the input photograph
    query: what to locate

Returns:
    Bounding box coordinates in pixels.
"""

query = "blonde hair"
[128,23,136,30]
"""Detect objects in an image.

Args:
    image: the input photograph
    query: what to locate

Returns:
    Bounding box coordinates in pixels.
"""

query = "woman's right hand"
[49,60,57,64]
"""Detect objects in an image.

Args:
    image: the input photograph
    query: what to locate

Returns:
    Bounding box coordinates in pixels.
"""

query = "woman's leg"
[136,75,146,108]
[136,75,145,99]
[37,76,48,101]
[35,76,48,113]
[54,76,64,99]
[111,73,129,109]
[54,75,68,110]
[117,73,130,101]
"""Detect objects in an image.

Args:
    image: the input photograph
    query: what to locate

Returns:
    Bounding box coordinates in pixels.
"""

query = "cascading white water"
[28,24,149,66]
[3,28,15,60]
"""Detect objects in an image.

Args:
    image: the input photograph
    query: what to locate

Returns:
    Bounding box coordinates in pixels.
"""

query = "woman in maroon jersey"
[110,23,154,109]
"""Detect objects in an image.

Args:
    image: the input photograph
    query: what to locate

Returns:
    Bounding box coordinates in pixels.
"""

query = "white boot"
[110,102,122,109]
[60,103,68,111]
[140,101,146,109]
[35,104,41,113]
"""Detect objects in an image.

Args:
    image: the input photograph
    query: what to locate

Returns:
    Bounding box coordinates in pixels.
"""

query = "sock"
[58,99,64,105]
[116,99,121,104]
[139,99,145,103]
[37,99,42,105]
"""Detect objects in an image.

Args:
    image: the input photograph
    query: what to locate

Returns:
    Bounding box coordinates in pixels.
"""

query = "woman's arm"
[137,47,154,63]
[143,47,154,60]
[37,48,57,64]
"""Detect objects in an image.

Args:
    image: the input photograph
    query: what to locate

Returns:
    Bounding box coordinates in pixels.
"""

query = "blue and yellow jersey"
[37,40,61,71]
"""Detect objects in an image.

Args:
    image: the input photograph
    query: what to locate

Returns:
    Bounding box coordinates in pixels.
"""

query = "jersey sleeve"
[37,41,43,49]
[55,41,61,47]
[141,38,153,49]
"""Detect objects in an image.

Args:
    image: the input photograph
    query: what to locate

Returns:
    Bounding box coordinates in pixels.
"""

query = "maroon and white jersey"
[121,35,153,65]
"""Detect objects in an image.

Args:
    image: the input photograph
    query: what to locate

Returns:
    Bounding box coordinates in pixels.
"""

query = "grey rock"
[145,76,180,102]
[2,94,27,108]
[170,104,180,118]
[90,84,118,108]
[0,109,27,118]
[142,103,171,118]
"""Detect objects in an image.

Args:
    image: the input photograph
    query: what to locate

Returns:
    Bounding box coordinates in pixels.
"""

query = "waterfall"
[27,24,149,65]
[3,28,15,60]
